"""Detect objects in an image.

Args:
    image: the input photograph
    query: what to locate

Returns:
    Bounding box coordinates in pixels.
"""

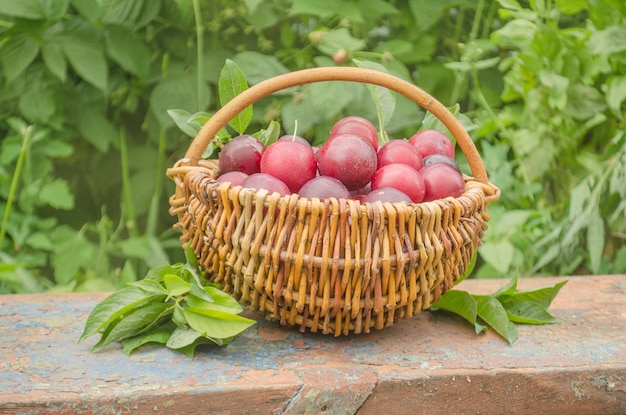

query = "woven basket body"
[167,67,499,336]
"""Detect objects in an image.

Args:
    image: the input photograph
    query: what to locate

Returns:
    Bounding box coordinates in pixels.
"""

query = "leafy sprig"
[78,246,256,357]
[432,272,567,344]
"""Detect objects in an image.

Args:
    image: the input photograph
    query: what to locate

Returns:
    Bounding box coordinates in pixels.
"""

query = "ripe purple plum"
[422,154,462,175]
[260,140,317,193]
[215,171,248,186]
[218,134,265,175]
[363,187,412,204]
[408,130,454,159]
[371,163,426,203]
[421,164,465,202]
[329,116,379,151]
[317,133,378,191]
[377,139,424,171]
[241,173,291,196]
[298,176,351,200]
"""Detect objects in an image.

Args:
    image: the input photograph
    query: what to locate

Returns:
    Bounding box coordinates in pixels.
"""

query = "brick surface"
[1,275,625,415]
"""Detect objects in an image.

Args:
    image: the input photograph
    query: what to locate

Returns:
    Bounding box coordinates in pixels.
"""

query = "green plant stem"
[448,72,465,107]
[469,0,485,42]
[0,125,33,250]
[119,128,137,237]
[146,129,167,238]
[452,7,466,61]
[93,208,111,277]
[193,0,206,110]
[480,0,498,39]
[471,66,503,131]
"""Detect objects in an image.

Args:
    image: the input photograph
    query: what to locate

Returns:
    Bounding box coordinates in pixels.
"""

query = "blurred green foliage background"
[1,0,625,293]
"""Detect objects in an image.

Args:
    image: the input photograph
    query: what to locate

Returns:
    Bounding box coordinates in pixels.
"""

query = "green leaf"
[455,252,478,286]
[0,0,68,19]
[165,326,205,349]
[45,0,71,20]
[408,0,467,33]
[39,179,75,210]
[566,84,606,120]
[233,51,289,85]
[117,237,152,260]
[186,281,213,303]
[71,0,100,22]
[420,103,476,140]
[79,286,161,342]
[76,107,118,153]
[25,232,53,251]
[97,0,158,28]
[128,278,168,295]
[494,275,518,298]
[18,77,56,123]
[175,335,225,358]
[59,25,108,92]
[219,59,252,135]
[358,0,399,20]
[183,245,199,269]
[118,260,138,287]
[164,274,191,296]
[496,0,522,10]
[586,209,605,274]
[289,0,354,19]
[145,264,182,281]
[104,24,150,79]
[502,300,559,325]
[122,322,175,355]
[281,94,320,137]
[555,0,587,14]
[354,59,396,133]
[41,141,73,158]
[476,295,518,344]
[254,120,281,147]
[316,28,366,56]
[589,25,626,55]
[506,280,568,309]
[187,287,243,314]
[1,35,39,84]
[478,241,515,274]
[431,289,478,327]
[91,301,171,352]
[308,81,353,120]
[606,76,626,120]
[491,19,537,49]
[243,0,264,14]
[183,308,256,340]
[539,70,569,110]
[167,109,203,137]
[445,57,501,72]
[51,230,95,285]
[0,0,41,18]
[151,74,204,129]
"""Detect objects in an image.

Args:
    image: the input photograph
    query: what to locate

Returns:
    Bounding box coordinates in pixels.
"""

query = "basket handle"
[185,66,489,184]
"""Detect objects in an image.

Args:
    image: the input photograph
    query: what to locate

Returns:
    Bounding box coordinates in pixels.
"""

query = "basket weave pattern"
[167,67,500,336]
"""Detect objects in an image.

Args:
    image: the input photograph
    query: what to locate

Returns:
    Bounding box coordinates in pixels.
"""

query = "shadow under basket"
[167,67,500,336]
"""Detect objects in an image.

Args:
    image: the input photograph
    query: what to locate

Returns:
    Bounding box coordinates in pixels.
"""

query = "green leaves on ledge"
[431,275,568,344]
[78,246,256,357]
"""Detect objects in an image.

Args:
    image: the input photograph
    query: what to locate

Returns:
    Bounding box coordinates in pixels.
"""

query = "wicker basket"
[167,67,500,336]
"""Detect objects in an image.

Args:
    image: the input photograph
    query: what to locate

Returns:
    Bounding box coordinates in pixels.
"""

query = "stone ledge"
[1,275,625,415]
